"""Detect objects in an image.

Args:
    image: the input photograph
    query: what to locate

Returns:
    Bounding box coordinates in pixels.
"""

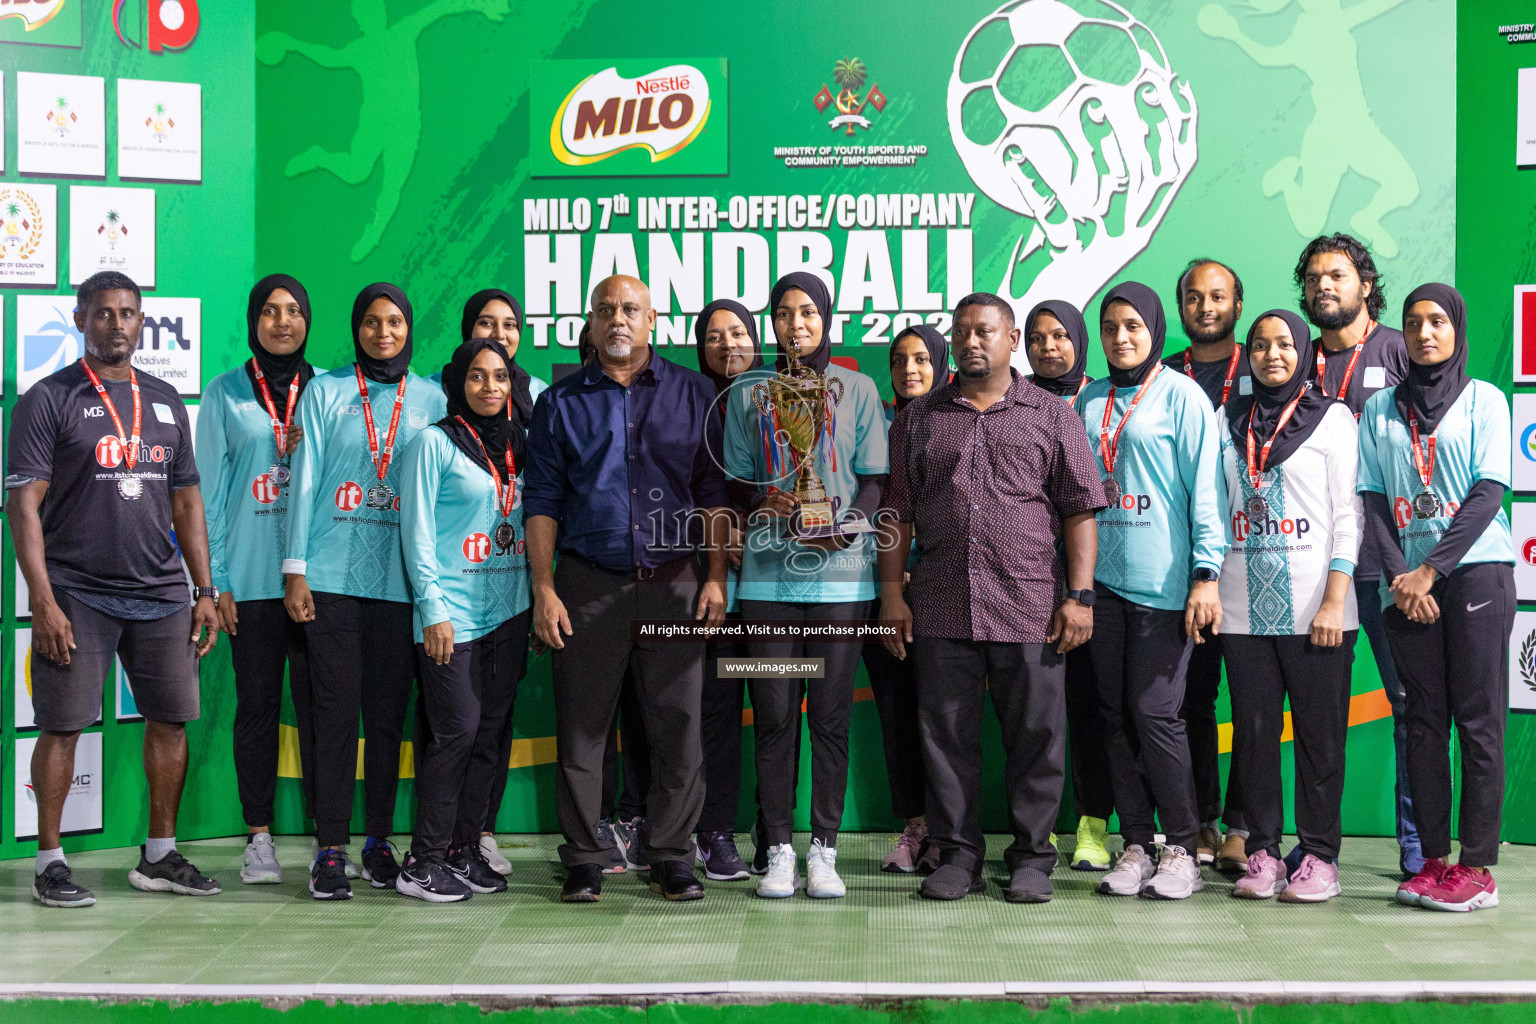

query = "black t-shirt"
[1161,347,1253,410]
[1317,323,1409,418]
[1315,324,1408,582]
[6,362,198,602]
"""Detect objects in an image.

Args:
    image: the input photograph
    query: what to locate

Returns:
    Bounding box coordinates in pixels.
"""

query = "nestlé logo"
[551,64,710,167]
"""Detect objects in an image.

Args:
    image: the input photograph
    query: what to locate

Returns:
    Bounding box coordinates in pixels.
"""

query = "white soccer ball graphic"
[948,0,1198,329]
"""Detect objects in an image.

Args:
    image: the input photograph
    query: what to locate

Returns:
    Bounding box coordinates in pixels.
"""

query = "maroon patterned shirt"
[884,369,1106,643]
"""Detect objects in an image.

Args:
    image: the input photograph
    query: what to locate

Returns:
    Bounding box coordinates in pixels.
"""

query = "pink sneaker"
[1278,854,1340,903]
[1396,857,1450,906]
[1231,850,1287,900]
[1420,864,1498,912]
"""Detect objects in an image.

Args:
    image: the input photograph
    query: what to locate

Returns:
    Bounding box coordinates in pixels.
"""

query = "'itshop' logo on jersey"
[1106,491,1152,516]
[95,435,172,469]
[1231,512,1311,543]
[252,473,280,505]
[335,481,363,512]
[463,533,492,564]
[1394,495,1459,528]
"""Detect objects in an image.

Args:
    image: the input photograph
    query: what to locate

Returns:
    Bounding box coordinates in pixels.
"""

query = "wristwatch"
[1193,568,1219,583]
[193,586,219,602]
[1065,588,1097,607]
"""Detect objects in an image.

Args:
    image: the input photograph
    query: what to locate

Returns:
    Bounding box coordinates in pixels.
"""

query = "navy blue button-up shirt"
[523,348,728,571]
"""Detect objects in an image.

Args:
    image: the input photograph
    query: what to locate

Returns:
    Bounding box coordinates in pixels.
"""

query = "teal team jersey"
[197,367,331,602]
[283,365,448,603]
[724,363,889,604]
[1358,379,1514,607]
[398,425,530,643]
[1076,368,1226,611]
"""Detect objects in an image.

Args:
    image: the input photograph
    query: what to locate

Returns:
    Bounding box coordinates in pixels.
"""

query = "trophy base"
[782,498,843,541]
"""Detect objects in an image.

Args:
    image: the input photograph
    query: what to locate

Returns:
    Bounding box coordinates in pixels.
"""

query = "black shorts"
[29,590,200,732]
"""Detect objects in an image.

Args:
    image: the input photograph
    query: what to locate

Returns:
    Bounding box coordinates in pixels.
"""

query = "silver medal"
[1412,490,1438,520]
[1245,495,1268,524]
[366,483,396,510]
[1102,476,1121,505]
[270,464,291,486]
[117,475,144,500]
[494,521,516,553]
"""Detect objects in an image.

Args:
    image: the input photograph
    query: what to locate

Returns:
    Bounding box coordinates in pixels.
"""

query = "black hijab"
[1100,282,1167,387]
[1025,299,1089,397]
[351,282,413,384]
[1394,283,1470,435]
[693,298,764,395]
[438,337,524,477]
[770,272,833,373]
[891,324,949,410]
[1226,310,1332,469]
[461,288,534,428]
[243,274,314,403]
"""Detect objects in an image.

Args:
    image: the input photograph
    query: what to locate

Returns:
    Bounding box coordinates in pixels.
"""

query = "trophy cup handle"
[827,378,845,405]
[751,381,771,416]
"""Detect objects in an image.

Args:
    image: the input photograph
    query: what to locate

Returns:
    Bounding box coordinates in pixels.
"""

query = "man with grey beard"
[523,275,730,904]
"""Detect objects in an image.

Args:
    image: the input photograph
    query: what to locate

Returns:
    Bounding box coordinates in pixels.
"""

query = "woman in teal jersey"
[396,336,531,903]
[723,272,889,900]
[1360,284,1515,913]
[196,274,316,886]
[1076,282,1225,901]
[282,282,447,900]
[866,323,945,874]
[458,289,549,874]
[1024,299,1114,873]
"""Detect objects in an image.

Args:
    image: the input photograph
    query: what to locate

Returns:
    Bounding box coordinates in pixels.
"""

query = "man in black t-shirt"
[1295,233,1418,879]
[1161,258,1249,870]
[5,272,221,908]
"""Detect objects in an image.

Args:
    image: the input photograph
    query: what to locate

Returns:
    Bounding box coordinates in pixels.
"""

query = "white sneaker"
[311,840,360,879]
[478,834,512,875]
[240,833,282,884]
[805,839,846,899]
[1097,843,1155,896]
[756,843,800,899]
[1142,845,1205,900]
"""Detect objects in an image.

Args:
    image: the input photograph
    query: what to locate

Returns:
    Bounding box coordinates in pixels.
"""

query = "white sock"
[36,848,64,875]
[145,837,176,863]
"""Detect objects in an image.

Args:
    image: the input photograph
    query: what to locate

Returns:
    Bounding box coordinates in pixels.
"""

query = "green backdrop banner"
[0,0,1491,856]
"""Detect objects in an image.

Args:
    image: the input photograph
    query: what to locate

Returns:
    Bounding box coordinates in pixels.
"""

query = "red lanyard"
[251,361,300,457]
[1244,390,1306,489]
[353,364,409,481]
[1185,347,1240,406]
[1316,319,1373,402]
[1099,364,1162,477]
[1407,408,1437,492]
[453,415,517,516]
[80,358,141,471]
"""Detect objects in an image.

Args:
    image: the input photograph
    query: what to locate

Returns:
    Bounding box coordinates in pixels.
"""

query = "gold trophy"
[752,346,846,539]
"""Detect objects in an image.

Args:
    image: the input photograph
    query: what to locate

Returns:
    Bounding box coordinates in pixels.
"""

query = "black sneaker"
[310,848,352,900]
[613,816,649,871]
[395,854,472,903]
[361,838,401,889]
[33,860,95,908]
[696,830,751,881]
[596,821,626,874]
[128,846,221,896]
[446,845,507,894]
